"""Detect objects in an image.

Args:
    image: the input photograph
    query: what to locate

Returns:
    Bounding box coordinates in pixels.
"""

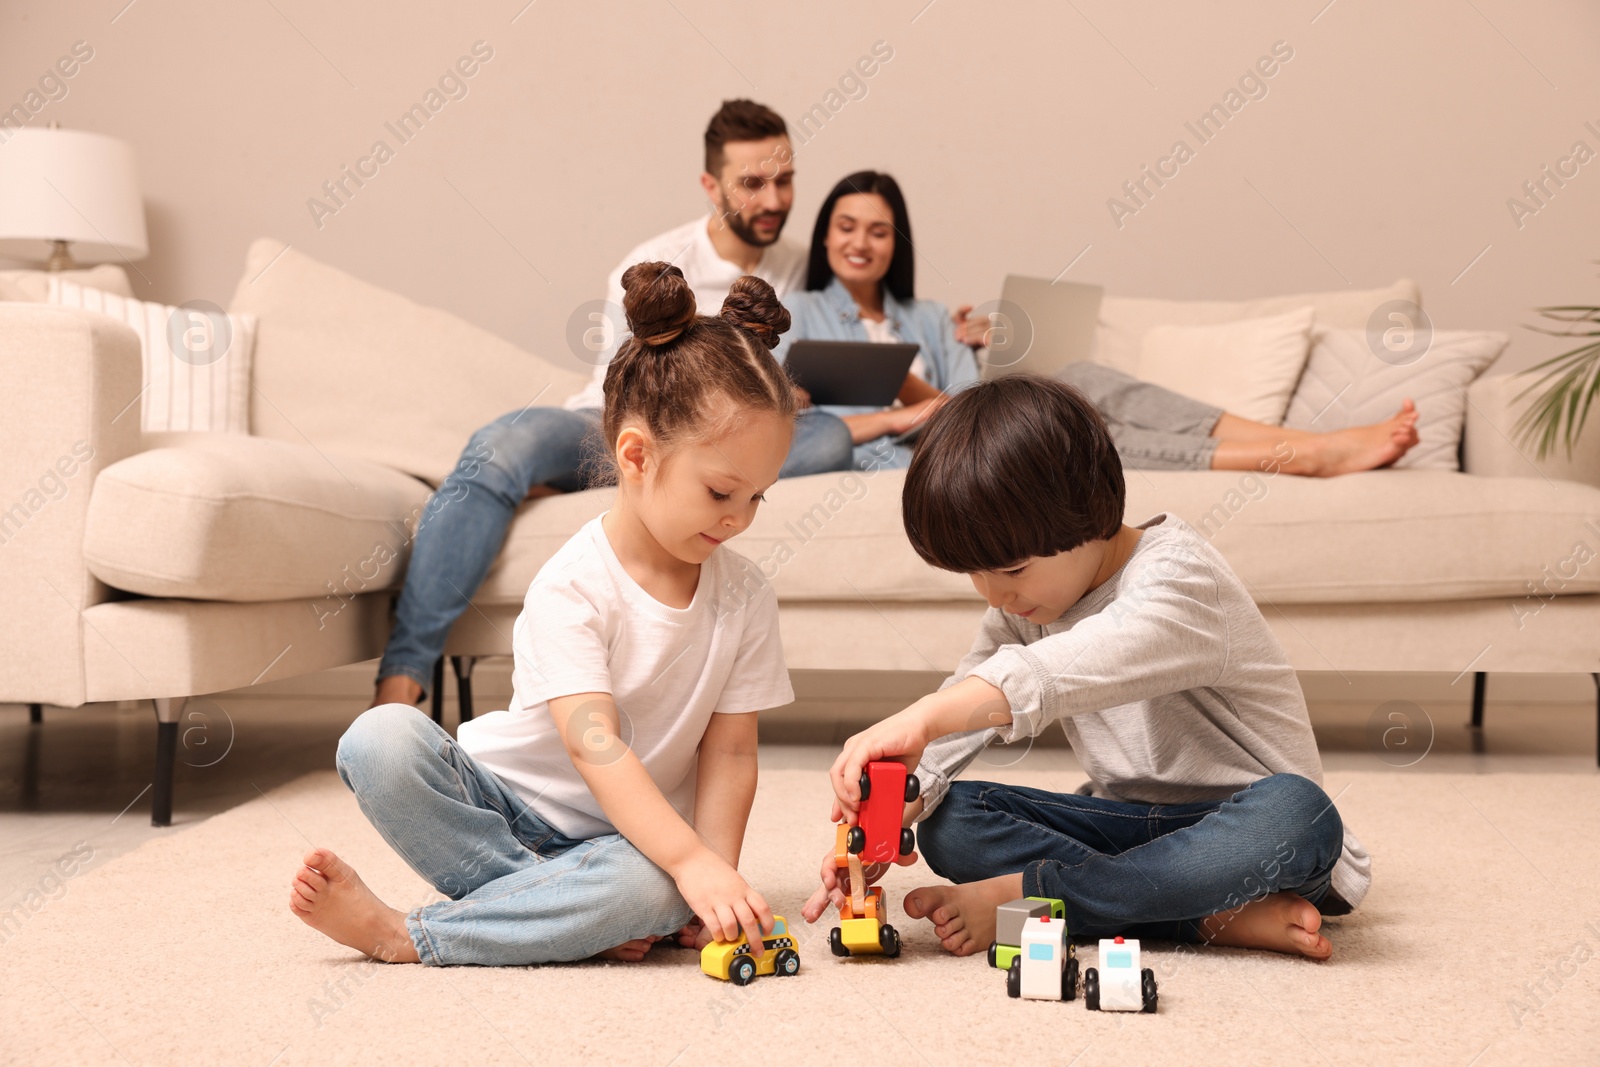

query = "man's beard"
[720,196,787,248]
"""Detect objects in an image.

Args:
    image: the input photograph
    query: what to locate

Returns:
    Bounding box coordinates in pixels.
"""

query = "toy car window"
[772,919,786,935]
[1029,943,1053,961]
[1106,950,1132,968]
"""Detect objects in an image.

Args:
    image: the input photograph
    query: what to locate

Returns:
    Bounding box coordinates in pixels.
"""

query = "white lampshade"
[0,127,148,262]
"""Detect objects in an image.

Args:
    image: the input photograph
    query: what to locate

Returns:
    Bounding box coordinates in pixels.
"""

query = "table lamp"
[0,126,147,270]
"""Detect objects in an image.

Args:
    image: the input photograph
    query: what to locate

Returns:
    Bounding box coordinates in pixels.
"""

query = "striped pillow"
[48,277,255,434]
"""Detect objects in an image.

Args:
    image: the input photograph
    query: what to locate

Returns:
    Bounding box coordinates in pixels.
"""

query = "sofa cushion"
[1093,278,1420,377]
[84,434,431,601]
[1284,326,1508,471]
[1137,307,1315,425]
[470,466,1600,608]
[227,239,593,487]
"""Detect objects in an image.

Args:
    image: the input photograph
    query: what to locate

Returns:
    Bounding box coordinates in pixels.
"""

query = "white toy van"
[1084,936,1157,1012]
[1004,915,1078,1001]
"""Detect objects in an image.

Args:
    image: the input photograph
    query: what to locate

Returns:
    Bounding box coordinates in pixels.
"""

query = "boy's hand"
[673,848,773,956]
[829,706,935,823]
[800,842,919,924]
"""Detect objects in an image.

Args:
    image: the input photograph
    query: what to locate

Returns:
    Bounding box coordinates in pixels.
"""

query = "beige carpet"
[3,766,1597,1066]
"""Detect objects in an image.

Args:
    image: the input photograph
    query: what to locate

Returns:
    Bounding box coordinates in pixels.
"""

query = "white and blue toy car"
[1083,936,1157,1013]
[1004,915,1078,1001]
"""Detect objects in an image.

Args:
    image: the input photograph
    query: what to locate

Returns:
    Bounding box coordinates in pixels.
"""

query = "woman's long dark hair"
[805,170,915,302]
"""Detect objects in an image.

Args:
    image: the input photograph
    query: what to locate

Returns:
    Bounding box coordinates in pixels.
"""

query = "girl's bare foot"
[597,936,661,962]
[289,848,420,963]
[903,873,1024,956]
[370,675,424,710]
[1299,399,1420,476]
[1200,891,1332,960]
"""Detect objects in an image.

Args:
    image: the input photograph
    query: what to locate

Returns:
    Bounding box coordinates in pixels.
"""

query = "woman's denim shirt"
[774,276,981,422]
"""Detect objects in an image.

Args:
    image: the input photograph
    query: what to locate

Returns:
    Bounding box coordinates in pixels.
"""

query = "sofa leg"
[1470,672,1486,729]
[151,697,186,827]
[452,656,477,723]
[28,702,42,724]
[430,658,445,725]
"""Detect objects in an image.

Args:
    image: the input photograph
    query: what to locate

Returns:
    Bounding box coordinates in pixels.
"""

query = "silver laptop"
[982,275,1104,380]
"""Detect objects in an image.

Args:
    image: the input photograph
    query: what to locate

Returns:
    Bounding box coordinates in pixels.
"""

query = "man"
[372,100,852,708]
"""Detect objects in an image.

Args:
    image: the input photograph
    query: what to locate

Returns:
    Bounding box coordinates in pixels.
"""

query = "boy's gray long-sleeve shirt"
[915,513,1372,908]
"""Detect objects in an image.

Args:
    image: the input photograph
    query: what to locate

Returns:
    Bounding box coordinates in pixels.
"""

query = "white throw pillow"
[48,278,255,435]
[1136,307,1316,426]
[1282,326,1507,470]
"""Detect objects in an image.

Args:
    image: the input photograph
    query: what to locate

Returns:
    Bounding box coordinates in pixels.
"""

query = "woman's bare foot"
[597,936,661,962]
[371,675,424,710]
[1200,891,1332,960]
[289,848,420,963]
[903,874,1024,956]
[1297,399,1420,476]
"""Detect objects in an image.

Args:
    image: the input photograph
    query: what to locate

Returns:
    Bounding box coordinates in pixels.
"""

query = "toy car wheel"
[1006,958,1021,999]
[829,927,849,957]
[879,923,902,958]
[858,771,872,801]
[986,942,999,969]
[1063,956,1080,1001]
[899,827,916,856]
[1141,967,1158,1013]
[729,956,757,986]
[847,826,866,854]
[904,774,920,803]
[775,948,800,977]
[1083,967,1100,1011]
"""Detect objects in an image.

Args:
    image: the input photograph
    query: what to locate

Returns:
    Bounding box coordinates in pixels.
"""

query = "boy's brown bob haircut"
[902,374,1125,574]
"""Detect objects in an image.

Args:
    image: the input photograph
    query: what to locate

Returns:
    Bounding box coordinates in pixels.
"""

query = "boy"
[801,374,1368,960]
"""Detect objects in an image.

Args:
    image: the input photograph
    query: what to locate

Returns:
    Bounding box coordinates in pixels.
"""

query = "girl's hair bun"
[622,261,697,347]
[719,274,791,351]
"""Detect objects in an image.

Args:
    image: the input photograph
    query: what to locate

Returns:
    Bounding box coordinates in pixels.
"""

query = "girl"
[290,262,798,965]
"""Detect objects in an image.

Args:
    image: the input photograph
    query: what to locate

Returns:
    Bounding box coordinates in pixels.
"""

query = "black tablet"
[783,340,920,408]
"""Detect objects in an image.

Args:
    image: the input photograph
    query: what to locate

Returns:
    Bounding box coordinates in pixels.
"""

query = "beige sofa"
[4,239,1599,825]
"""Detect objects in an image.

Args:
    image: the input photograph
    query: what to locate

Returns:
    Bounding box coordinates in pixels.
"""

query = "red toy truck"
[846,760,920,864]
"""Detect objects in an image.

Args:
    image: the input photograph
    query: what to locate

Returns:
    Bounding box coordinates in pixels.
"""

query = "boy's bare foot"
[597,936,661,962]
[1200,891,1332,960]
[289,848,420,963]
[1297,400,1420,476]
[371,675,424,710]
[903,874,1023,956]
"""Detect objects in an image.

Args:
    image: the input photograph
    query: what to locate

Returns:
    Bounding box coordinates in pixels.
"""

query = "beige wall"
[4,0,1598,381]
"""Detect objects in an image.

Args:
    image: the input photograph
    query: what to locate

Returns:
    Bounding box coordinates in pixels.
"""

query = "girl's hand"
[674,848,774,955]
[828,707,935,824]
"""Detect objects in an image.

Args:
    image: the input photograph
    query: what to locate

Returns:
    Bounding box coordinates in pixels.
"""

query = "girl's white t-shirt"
[456,515,794,840]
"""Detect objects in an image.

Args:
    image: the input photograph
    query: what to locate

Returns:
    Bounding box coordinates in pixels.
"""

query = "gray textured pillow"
[1282,326,1507,470]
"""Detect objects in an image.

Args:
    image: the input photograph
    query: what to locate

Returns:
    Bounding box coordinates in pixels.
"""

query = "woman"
[776,171,978,472]
[781,170,1420,477]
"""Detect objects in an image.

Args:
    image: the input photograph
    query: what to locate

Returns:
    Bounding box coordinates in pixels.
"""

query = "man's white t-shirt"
[563,215,808,411]
[456,515,795,840]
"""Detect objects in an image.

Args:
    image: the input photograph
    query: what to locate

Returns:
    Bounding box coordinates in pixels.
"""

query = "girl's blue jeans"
[916,773,1347,943]
[336,704,694,965]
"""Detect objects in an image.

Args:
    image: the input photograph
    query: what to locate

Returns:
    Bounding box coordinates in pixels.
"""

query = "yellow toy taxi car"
[700,916,801,985]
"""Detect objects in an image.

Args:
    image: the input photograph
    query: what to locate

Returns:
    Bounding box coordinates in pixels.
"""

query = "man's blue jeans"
[916,773,1346,943]
[337,704,694,965]
[378,405,854,693]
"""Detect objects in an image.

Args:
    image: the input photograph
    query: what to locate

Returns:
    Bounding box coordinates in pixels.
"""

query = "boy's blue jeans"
[916,773,1346,943]
[378,405,854,695]
[336,704,694,965]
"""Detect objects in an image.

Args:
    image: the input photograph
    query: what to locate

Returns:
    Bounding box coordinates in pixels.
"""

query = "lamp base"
[45,240,76,272]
